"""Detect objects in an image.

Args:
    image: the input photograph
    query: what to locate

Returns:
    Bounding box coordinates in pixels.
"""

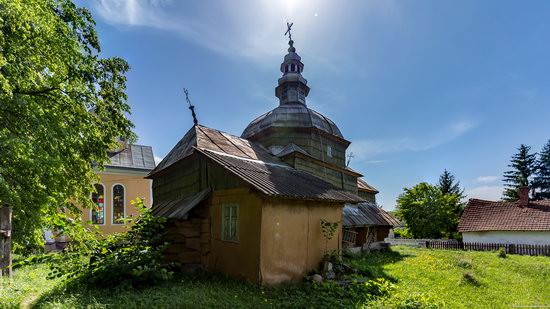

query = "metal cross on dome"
[285,22,293,41]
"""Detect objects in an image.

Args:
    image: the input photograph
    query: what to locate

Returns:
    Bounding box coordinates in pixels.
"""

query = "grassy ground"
[354,246,550,308]
[1,246,549,308]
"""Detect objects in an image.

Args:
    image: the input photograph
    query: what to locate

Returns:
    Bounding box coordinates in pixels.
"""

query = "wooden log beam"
[0,205,12,278]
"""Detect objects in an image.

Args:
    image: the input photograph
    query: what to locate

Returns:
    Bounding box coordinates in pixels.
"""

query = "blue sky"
[85,0,550,210]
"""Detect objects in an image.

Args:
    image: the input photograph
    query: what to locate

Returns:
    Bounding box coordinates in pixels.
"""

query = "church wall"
[82,171,153,235]
[151,154,247,207]
[358,190,377,203]
[259,198,342,285]
[207,188,263,284]
[151,154,201,204]
[248,127,347,167]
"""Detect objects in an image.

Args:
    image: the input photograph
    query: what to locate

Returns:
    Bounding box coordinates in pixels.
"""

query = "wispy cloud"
[465,185,503,201]
[349,119,478,160]
[91,0,402,66]
[473,175,499,184]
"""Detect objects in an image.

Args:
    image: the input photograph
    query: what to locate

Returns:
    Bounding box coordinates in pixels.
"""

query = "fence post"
[0,204,12,278]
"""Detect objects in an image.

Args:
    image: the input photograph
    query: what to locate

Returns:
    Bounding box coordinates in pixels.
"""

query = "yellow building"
[82,143,156,235]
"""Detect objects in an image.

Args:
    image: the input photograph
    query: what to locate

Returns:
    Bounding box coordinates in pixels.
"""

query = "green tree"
[0,0,134,251]
[533,140,550,200]
[437,170,465,237]
[437,169,465,198]
[502,145,537,201]
[396,183,460,239]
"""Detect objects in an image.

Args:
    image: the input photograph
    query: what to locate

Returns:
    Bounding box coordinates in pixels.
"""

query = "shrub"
[45,198,175,287]
[456,258,472,269]
[497,247,507,258]
[461,272,480,286]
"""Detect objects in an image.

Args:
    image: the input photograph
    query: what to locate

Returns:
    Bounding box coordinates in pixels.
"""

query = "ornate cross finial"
[183,88,198,126]
[285,22,293,41]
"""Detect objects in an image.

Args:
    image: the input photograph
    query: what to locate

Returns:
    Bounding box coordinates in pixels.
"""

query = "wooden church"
[147,33,387,285]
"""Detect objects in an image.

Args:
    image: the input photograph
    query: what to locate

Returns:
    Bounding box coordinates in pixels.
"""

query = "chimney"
[518,186,529,208]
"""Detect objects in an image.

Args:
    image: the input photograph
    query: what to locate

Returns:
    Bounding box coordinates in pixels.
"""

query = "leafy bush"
[456,258,472,269]
[393,227,413,239]
[45,198,175,287]
[497,247,507,258]
[461,272,480,286]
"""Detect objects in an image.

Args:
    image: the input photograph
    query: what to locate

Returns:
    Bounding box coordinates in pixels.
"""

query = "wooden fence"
[426,241,550,257]
[0,204,12,278]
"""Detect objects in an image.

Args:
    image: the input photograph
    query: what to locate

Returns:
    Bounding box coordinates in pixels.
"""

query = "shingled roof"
[106,144,155,170]
[458,199,550,232]
[149,125,364,203]
[342,202,400,227]
[357,178,379,194]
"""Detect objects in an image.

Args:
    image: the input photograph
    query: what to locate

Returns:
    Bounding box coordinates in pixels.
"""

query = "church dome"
[241,103,344,139]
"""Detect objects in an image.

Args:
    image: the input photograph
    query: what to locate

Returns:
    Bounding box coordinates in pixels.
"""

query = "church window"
[327,145,333,158]
[222,203,239,242]
[112,184,125,224]
[291,63,296,72]
[298,89,305,101]
[91,184,105,225]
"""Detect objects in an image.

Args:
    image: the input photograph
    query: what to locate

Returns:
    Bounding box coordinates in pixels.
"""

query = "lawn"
[1,246,549,308]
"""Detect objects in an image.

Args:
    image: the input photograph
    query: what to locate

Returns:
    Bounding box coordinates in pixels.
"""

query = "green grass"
[2,247,549,308]
[352,246,550,308]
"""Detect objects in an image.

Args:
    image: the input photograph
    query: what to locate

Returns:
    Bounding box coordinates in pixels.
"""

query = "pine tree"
[533,140,550,200]
[437,170,465,237]
[502,144,537,201]
[438,169,465,199]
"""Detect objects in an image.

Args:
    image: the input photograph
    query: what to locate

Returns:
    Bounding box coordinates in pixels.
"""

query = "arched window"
[91,184,105,225]
[112,184,125,224]
[291,63,296,72]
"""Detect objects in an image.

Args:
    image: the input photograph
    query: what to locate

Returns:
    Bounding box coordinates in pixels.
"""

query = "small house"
[147,125,362,285]
[458,187,550,245]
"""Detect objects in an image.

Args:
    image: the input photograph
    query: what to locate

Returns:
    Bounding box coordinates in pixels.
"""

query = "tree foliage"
[437,169,465,235]
[24,199,174,287]
[0,0,134,250]
[533,140,550,200]
[396,182,461,239]
[502,145,537,201]
[437,169,465,199]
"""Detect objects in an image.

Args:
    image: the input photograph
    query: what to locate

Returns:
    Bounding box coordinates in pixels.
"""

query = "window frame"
[221,203,239,243]
[111,183,126,225]
[327,145,333,158]
[90,183,106,226]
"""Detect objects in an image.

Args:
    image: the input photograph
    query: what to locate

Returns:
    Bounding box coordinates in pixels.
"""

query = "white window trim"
[221,203,239,243]
[111,183,126,225]
[90,183,106,226]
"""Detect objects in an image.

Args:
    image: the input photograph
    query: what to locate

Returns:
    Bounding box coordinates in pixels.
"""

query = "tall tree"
[437,169,465,198]
[396,183,460,239]
[533,140,550,200]
[0,0,134,250]
[502,145,537,201]
[437,170,465,236]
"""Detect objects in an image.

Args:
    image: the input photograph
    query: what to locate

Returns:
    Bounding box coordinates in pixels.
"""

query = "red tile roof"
[458,199,550,232]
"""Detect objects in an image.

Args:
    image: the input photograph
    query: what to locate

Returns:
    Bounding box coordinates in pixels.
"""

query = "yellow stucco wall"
[207,188,263,284]
[259,199,343,285]
[81,171,153,235]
